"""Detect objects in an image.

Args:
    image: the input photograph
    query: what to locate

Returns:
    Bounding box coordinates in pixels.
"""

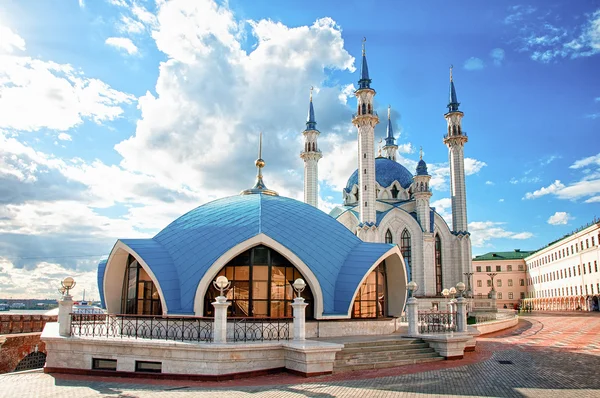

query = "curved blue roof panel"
[97,259,107,309]
[346,157,414,190]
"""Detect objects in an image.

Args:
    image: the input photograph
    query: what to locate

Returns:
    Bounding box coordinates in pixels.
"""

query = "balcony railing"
[352,110,378,119]
[418,311,457,334]
[70,314,213,343]
[231,317,291,342]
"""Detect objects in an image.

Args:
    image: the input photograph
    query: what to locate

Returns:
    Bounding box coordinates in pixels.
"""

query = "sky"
[0,0,599,300]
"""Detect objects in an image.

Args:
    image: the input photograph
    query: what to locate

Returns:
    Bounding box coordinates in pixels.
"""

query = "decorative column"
[212,276,231,343]
[455,296,467,333]
[292,297,308,341]
[58,294,74,337]
[407,296,420,337]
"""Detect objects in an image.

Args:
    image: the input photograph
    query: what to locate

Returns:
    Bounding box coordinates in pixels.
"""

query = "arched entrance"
[592,296,599,311]
[13,351,46,372]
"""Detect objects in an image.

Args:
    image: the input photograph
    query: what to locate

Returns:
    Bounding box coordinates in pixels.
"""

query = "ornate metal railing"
[70,314,213,342]
[418,311,457,334]
[231,317,291,342]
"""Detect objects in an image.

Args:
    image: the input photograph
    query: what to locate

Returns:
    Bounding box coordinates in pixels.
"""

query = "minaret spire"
[382,105,398,161]
[448,65,460,112]
[300,87,322,208]
[358,37,371,89]
[240,133,278,196]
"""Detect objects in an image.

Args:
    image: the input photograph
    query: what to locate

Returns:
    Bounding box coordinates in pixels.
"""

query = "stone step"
[337,348,437,362]
[342,338,424,349]
[336,350,440,365]
[339,342,430,354]
[333,356,445,373]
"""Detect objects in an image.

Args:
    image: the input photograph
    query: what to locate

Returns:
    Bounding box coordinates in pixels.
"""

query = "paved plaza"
[2,313,600,398]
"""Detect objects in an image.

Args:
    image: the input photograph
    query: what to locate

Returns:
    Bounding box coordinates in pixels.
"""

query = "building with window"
[329,47,471,302]
[472,250,533,309]
[523,220,600,312]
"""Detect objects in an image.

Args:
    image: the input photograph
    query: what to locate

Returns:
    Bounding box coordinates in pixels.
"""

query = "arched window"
[435,234,443,295]
[352,262,386,318]
[203,245,314,319]
[385,229,393,244]
[390,186,399,199]
[361,103,366,115]
[121,255,162,315]
[401,229,412,281]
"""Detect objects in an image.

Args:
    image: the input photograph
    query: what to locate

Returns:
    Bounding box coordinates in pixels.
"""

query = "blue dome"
[100,193,394,316]
[346,157,414,190]
[416,159,428,176]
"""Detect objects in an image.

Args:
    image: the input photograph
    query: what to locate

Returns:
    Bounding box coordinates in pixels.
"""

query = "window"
[385,229,393,244]
[508,279,513,287]
[496,265,501,272]
[497,279,502,287]
[595,261,598,273]
[518,264,524,271]
[92,358,117,371]
[497,292,503,299]
[390,185,399,199]
[477,280,482,287]
[508,292,514,299]
[401,229,412,280]
[435,235,443,295]
[121,255,162,315]
[586,239,589,249]
[203,245,314,318]
[520,279,525,286]
[486,266,492,272]
[487,280,492,287]
[135,361,162,373]
[507,265,512,272]
[589,263,592,274]
[520,292,525,299]
[476,266,482,272]
[352,262,387,318]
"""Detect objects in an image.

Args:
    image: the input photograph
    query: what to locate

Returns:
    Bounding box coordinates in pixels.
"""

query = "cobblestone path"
[2,312,600,398]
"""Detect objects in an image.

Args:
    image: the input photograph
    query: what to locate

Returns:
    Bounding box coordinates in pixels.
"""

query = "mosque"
[97,43,471,321]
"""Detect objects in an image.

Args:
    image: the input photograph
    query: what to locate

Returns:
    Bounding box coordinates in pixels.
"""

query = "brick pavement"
[2,312,600,398]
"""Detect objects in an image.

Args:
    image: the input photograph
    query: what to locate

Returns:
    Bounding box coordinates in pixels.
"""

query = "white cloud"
[397,143,414,154]
[499,198,504,202]
[105,37,138,54]
[463,57,484,71]
[524,180,565,199]
[585,196,600,203]
[431,198,452,226]
[0,26,26,53]
[464,158,487,175]
[78,0,85,8]
[490,48,505,66]
[118,15,146,34]
[57,133,72,141]
[469,221,533,247]
[107,0,128,6]
[485,180,494,185]
[504,5,536,25]
[570,152,600,169]
[547,211,572,225]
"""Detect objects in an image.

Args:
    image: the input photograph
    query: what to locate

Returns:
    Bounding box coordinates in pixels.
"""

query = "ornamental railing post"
[292,297,308,341]
[456,296,468,333]
[407,296,420,337]
[58,294,74,337]
[212,295,230,343]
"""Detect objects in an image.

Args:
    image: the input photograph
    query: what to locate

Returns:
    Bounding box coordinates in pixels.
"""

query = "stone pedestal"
[58,295,74,337]
[292,297,308,341]
[406,297,419,337]
[212,296,230,344]
[455,296,467,333]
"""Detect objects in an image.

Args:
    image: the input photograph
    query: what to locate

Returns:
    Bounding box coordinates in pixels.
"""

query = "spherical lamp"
[213,275,231,296]
[61,277,76,296]
[292,278,306,298]
[456,282,466,297]
[406,281,418,298]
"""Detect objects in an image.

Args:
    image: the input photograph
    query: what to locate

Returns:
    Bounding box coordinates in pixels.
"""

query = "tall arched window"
[121,255,162,315]
[401,229,412,281]
[385,229,393,244]
[352,262,386,318]
[435,234,443,295]
[203,245,314,319]
[390,186,399,199]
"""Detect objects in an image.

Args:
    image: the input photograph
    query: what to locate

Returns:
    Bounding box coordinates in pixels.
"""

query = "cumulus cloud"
[464,57,484,70]
[485,181,494,185]
[431,198,452,226]
[570,152,600,169]
[469,221,533,247]
[524,180,566,199]
[547,211,572,225]
[105,37,138,54]
[490,48,505,66]
[0,26,26,53]
[57,133,72,141]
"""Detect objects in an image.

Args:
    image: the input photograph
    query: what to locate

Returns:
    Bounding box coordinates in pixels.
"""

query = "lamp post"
[487,272,498,301]
[455,282,467,332]
[291,278,308,341]
[212,276,231,343]
[61,277,76,297]
[58,277,76,337]
[463,272,474,298]
[406,281,419,336]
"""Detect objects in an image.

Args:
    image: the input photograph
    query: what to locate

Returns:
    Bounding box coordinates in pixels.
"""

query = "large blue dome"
[346,157,414,191]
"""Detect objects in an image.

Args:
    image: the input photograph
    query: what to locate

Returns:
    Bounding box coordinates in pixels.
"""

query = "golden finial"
[450,64,454,82]
[388,105,391,120]
[241,132,278,196]
[309,86,313,102]
[362,37,366,56]
[256,132,265,169]
[420,146,423,160]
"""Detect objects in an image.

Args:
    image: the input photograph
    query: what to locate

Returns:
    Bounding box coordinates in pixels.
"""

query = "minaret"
[352,38,379,230]
[300,87,322,207]
[413,147,432,232]
[443,66,468,232]
[382,105,398,161]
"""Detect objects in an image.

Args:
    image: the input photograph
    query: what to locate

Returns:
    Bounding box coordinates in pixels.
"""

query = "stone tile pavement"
[2,312,600,398]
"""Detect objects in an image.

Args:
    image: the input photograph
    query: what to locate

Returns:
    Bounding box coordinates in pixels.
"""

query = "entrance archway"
[13,352,46,372]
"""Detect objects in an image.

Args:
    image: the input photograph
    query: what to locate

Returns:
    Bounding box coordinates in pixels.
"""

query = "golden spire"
[420,146,423,160]
[309,86,313,102]
[450,64,454,82]
[362,37,366,56]
[240,132,278,196]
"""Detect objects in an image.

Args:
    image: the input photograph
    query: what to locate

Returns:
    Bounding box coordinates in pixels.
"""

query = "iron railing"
[418,311,457,334]
[231,317,291,342]
[70,314,213,342]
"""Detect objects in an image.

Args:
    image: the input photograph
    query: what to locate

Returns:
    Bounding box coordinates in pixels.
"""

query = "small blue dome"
[346,157,414,190]
[416,159,428,176]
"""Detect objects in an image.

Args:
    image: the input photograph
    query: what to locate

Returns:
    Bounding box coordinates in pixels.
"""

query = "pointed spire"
[447,64,460,112]
[420,146,423,160]
[385,105,396,146]
[416,146,429,176]
[306,86,317,130]
[240,133,278,196]
[358,37,372,89]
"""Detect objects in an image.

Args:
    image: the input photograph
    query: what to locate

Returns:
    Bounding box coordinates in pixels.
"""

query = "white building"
[524,220,600,312]
[321,47,472,299]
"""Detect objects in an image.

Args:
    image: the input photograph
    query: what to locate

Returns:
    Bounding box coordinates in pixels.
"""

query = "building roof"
[345,157,414,191]
[100,193,394,315]
[473,249,535,261]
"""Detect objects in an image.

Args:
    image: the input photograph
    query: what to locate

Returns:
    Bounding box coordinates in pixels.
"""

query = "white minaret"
[300,87,322,208]
[382,105,398,161]
[352,39,379,231]
[413,147,432,233]
[443,66,468,233]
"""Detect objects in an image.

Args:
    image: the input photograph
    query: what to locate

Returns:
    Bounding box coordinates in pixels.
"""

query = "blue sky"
[0,0,599,299]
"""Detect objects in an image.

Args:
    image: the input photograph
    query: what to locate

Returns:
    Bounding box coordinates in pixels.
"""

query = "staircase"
[333,338,444,373]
